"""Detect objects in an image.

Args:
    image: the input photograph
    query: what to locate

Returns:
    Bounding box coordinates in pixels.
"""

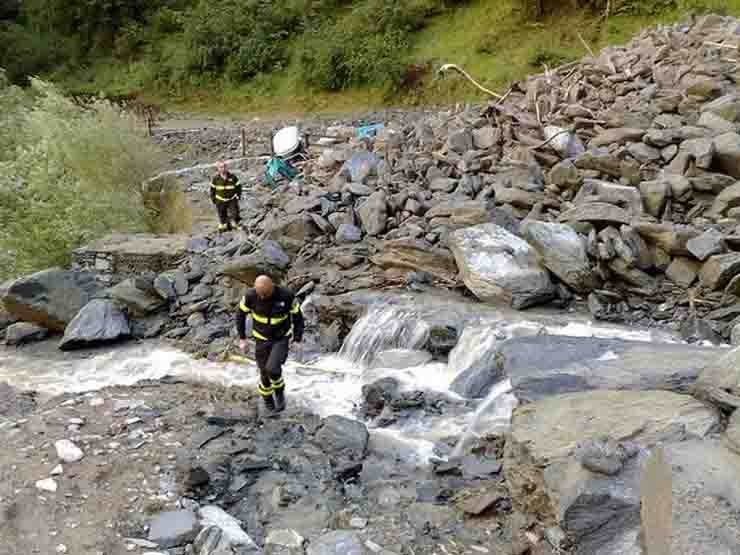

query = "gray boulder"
[315,416,369,460]
[702,93,740,122]
[448,223,554,309]
[148,510,201,549]
[154,269,188,301]
[504,390,719,551]
[221,241,291,284]
[59,299,130,351]
[109,278,166,317]
[358,191,387,236]
[447,129,473,154]
[687,229,727,261]
[335,224,362,244]
[520,221,600,293]
[4,322,48,346]
[496,335,719,403]
[2,269,101,331]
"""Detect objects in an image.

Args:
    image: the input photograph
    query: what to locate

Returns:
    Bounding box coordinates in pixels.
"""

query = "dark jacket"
[210,171,241,203]
[236,286,304,343]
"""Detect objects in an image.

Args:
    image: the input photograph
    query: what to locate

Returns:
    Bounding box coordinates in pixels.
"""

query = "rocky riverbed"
[2,12,740,555]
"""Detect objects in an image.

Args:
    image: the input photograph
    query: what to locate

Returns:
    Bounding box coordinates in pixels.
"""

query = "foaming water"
[0,297,689,464]
[339,306,430,366]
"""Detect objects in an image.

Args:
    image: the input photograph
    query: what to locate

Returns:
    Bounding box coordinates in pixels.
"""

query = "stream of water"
[0,297,685,463]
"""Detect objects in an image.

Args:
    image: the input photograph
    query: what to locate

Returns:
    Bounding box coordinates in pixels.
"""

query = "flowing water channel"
[0,295,686,463]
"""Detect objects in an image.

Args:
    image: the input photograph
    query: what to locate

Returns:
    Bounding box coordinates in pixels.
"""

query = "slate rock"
[687,229,726,261]
[520,221,599,293]
[2,269,101,331]
[315,416,369,460]
[335,224,362,244]
[148,510,201,549]
[699,253,740,290]
[665,257,701,287]
[109,279,166,317]
[714,132,740,179]
[358,191,387,236]
[4,322,48,346]
[59,299,130,350]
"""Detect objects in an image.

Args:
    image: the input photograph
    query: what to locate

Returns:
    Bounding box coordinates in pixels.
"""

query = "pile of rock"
[3,15,740,351]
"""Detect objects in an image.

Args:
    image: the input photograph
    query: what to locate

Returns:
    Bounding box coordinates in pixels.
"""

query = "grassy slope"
[58,0,740,117]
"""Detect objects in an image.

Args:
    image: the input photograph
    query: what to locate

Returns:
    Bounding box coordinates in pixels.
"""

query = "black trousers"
[255,336,289,396]
[215,199,241,227]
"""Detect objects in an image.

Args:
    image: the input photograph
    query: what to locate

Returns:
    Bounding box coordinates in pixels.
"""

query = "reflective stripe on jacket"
[235,286,304,342]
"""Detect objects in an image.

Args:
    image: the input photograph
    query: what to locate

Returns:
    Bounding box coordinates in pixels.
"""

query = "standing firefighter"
[210,160,242,232]
[236,275,304,414]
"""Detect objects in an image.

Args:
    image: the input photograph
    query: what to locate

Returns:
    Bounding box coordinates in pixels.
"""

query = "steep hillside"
[1,0,738,114]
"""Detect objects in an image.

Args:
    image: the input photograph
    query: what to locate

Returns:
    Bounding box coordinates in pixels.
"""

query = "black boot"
[274,388,286,413]
[262,394,276,415]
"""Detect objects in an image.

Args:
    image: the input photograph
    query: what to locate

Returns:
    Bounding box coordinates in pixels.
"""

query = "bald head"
[254,275,274,299]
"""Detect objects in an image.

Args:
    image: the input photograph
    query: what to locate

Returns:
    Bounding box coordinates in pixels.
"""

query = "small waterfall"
[339,305,431,366]
[451,379,518,458]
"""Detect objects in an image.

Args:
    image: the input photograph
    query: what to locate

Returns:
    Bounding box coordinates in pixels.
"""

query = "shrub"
[0,76,164,280]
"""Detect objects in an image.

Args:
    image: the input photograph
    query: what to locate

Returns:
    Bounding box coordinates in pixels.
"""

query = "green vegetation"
[1,0,739,113]
[0,73,164,279]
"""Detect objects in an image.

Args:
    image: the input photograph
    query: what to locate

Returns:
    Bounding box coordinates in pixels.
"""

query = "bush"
[182,0,302,81]
[0,75,164,280]
[298,0,437,91]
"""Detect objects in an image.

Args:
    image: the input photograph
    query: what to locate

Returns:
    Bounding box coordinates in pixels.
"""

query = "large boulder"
[699,253,740,290]
[108,278,166,317]
[59,299,131,351]
[496,335,720,403]
[714,132,740,179]
[358,191,388,236]
[4,322,48,346]
[520,221,600,292]
[2,269,101,331]
[504,390,719,546]
[221,241,291,284]
[692,346,740,410]
[369,240,458,282]
[264,214,322,255]
[448,223,554,309]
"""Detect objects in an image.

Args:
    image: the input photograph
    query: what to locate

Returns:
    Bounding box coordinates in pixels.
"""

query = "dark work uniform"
[235,286,304,412]
[210,171,241,232]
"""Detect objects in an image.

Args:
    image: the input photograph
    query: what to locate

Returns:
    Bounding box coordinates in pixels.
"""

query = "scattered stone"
[36,478,58,492]
[109,279,166,317]
[196,505,261,554]
[335,224,362,244]
[714,132,740,179]
[55,439,84,463]
[50,464,63,476]
[358,191,387,236]
[692,346,740,410]
[221,241,291,284]
[315,416,369,460]
[462,491,508,516]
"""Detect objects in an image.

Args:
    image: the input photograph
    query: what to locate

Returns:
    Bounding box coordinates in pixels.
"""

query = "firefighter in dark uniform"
[210,160,242,232]
[236,275,304,413]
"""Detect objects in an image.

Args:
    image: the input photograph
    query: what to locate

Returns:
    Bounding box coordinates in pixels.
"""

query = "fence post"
[241,128,247,157]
